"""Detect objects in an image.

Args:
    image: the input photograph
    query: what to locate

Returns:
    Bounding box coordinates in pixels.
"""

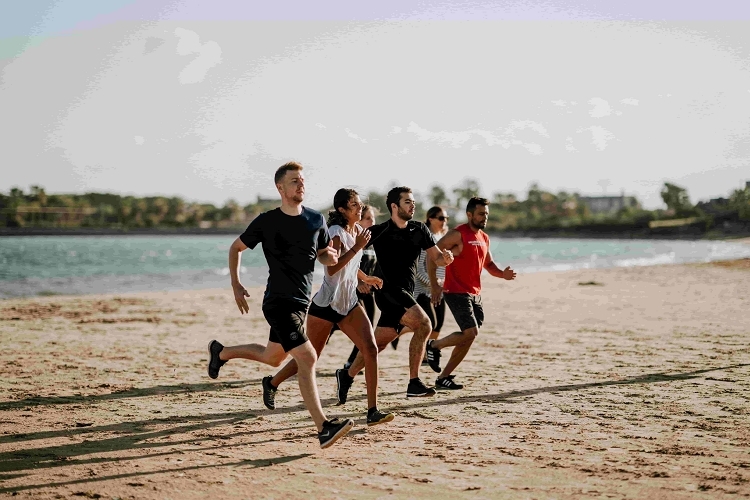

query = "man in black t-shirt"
[336,186,454,399]
[206,162,354,449]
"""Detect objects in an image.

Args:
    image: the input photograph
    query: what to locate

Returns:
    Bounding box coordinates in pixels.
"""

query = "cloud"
[551,99,567,106]
[620,98,639,106]
[565,136,577,152]
[578,126,616,150]
[391,126,402,133]
[345,128,368,143]
[405,121,548,154]
[315,123,327,129]
[134,135,144,145]
[588,97,611,118]
[174,27,221,84]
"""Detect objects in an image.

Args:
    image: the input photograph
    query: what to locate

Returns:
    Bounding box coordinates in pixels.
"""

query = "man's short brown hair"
[466,196,489,213]
[274,162,303,185]
[386,186,412,214]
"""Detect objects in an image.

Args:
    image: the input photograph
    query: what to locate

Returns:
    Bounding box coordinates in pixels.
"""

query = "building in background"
[578,192,641,214]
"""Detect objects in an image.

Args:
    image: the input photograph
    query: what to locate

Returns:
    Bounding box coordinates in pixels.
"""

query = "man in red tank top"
[425,197,516,390]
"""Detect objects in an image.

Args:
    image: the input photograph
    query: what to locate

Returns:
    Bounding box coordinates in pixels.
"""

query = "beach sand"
[1,260,749,499]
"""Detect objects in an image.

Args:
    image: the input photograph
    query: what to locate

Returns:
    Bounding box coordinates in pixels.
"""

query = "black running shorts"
[262,300,309,352]
[374,288,417,330]
[308,301,357,325]
[443,293,484,332]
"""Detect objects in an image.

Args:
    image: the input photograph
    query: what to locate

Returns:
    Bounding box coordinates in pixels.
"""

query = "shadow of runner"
[384,363,750,413]
[0,411,306,475]
[0,379,262,411]
[0,453,313,495]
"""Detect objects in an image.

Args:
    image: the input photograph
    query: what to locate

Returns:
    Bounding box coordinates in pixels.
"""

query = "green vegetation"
[1,180,748,236]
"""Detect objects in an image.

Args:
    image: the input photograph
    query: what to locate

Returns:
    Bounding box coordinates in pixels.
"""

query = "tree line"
[1,180,748,233]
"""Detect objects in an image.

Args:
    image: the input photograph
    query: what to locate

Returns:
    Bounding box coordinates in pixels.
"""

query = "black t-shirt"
[359,247,377,277]
[368,219,435,293]
[239,207,330,306]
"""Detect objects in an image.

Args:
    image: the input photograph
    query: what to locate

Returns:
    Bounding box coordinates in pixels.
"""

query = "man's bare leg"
[432,327,478,378]
[337,305,379,409]
[288,341,326,432]
[220,341,287,367]
[402,305,432,379]
[270,316,331,388]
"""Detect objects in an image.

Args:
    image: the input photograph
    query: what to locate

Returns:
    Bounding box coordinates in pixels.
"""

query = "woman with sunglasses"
[413,206,451,369]
[262,189,395,427]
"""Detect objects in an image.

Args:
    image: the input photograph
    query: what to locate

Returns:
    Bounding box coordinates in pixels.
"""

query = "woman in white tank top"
[265,189,394,426]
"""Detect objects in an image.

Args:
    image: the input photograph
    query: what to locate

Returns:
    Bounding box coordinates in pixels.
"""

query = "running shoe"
[261,375,277,410]
[343,361,352,370]
[319,418,354,449]
[406,378,436,397]
[435,375,463,390]
[207,340,226,379]
[425,340,441,373]
[367,408,395,426]
[335,368,354,405]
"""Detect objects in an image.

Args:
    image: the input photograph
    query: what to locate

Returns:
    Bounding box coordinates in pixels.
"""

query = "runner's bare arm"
[228,237,250,314]
[325,227,371,276]
[426,257,443,307]
[484,249,516,280]
[357,268,382,289]
[317,240,339,266]
[426,233,455,267]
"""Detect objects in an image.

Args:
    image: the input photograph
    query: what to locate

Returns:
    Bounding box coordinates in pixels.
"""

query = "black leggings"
[416,293,445,333]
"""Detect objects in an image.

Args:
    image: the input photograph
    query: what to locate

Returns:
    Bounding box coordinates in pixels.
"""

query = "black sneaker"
[261,376,277,410]
[406,378,436,397]
[435,375,463,390]
[343,361,352,370]
[207,340,226,379]
[425,340,441,373]
[318,418,354,449]
[335,368,354,405]
[367,408,395,427]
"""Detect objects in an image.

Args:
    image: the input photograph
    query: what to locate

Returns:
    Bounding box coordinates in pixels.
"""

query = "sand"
[0,259,749,499]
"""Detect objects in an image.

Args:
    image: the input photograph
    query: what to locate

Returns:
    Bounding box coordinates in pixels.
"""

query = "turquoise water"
[1,235,749,298]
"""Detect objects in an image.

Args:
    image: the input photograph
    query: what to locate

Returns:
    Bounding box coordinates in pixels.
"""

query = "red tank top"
[443,224,489,295]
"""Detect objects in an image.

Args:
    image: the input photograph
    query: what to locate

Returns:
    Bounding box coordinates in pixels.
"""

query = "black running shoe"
[343,361,352,370]
[318,418,354,449]
[335,368,354,405]
[406,378,436,397]
[207,340,226,379]
[425,340,441,373]
[367,408,395,426]
[262,376,277,410]
[435,375,463,390]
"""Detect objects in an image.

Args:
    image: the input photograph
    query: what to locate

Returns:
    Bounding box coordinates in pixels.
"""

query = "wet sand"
[1,260,749,499]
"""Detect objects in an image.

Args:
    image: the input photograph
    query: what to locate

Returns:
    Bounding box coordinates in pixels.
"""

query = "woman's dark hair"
[425,206,443,231]
[327,188,359,227]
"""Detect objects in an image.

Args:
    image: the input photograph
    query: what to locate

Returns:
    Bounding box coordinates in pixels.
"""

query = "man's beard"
[397,207,413,221]
[292,193,304,203]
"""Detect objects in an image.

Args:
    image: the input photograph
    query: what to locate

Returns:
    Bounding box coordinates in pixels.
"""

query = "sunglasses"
[434,216,449,221]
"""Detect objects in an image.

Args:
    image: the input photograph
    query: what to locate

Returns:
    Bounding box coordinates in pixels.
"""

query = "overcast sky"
[2,1,749,209]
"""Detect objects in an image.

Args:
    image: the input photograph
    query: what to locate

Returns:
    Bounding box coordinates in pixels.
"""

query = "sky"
[1,1,750,210]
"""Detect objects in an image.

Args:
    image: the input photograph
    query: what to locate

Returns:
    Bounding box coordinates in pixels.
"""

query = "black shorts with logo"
[374,288,417,331]
[443,293,484,332]
[262,300,309,352]
[308,301,357,325]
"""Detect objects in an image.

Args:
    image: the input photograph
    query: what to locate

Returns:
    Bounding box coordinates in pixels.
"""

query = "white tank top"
[312,224,363,315]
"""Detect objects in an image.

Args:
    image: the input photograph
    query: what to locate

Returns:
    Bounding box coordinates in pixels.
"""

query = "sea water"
[1,235,749,298]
